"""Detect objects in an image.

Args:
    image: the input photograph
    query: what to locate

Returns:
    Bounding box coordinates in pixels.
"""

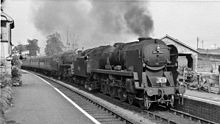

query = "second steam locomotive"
[22,37,185,109]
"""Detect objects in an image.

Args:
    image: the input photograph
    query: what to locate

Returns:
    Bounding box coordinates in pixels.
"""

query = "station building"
[1,9,14,73]
[197,48,220,73]
[161,35,199,72]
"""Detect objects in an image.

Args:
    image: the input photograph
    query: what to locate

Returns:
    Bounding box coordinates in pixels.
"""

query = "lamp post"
[218,65,220,94]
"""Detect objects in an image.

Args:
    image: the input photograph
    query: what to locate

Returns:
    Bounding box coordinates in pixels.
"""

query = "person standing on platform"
[11,55,22,86]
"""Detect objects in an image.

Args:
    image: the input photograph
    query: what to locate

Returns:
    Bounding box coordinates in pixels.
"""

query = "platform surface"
[185,89,220,105]
[5,71,95,124]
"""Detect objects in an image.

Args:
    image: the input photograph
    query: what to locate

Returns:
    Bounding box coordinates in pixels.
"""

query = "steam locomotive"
[22,37,185,109]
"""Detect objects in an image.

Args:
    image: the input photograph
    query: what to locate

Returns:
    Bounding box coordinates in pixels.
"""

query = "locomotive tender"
[22,37,185,109]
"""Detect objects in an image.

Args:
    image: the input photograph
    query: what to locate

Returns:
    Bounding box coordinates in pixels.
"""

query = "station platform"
[5,71,98,124]
[176,89,220,123]
[184,89,220,106]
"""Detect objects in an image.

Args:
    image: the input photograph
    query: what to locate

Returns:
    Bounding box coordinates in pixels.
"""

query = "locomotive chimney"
[138,37,152,41]
[77,50,82,56]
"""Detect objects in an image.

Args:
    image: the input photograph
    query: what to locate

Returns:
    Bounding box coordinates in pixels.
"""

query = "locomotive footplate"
[92,69,133,77]
[145,87,176,97]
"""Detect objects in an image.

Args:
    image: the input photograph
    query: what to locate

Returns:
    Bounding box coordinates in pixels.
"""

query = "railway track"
[41,78,136,124]
[36,73,154,124]
[97,90,217,124]
[31,71,218,124]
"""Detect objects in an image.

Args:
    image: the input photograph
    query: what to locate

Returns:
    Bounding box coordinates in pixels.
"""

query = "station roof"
[197,48,220,55]
[161,35,199,54]
[1,10,14,29]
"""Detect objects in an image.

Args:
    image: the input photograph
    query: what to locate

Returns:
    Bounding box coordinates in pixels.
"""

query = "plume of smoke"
[1,0,6,9]
[124,4,153,37]
[1,0,5,4]
[31,0,153,48]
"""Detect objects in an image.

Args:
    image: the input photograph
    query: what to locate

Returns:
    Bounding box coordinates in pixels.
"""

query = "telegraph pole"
[66,29,69,50]
[202,40,204,49]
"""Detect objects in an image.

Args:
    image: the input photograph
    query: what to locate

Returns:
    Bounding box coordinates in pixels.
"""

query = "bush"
[11,66,21,78]
[1,86,13,112]
[11,55,22,68]
[0,55,22,123]
[11,66,22,86]
[0,73,12,88]
[0,73,13,124]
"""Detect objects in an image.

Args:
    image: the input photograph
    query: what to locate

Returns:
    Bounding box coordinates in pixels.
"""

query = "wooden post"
[218,74,220,94]
[218,65,220,94]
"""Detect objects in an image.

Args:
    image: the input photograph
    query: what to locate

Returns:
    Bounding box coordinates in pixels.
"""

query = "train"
[22,37,185,109]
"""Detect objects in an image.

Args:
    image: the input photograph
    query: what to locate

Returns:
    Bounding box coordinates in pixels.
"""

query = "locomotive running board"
[91,69,133,77]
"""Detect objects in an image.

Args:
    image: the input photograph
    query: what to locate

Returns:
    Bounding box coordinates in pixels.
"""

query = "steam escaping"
[124,6,153,37]
[1,0,6,9]
[31,0,153,48]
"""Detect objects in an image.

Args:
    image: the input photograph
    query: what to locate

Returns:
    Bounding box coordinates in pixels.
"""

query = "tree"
[12,44,26,54]
[26,39,40,56]
[45,32,64,56]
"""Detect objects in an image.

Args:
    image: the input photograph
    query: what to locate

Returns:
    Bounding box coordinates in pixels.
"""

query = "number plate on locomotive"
[156,77,167,83]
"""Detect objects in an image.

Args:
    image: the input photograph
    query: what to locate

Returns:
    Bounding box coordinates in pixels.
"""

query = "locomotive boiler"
[74,37,184,109]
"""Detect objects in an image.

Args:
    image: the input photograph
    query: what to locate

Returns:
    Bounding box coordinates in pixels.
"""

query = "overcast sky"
[3,0,220,54]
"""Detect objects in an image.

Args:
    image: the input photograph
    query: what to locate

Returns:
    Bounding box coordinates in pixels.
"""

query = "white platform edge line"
[25,70,101,124]
[53,88,102,124]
